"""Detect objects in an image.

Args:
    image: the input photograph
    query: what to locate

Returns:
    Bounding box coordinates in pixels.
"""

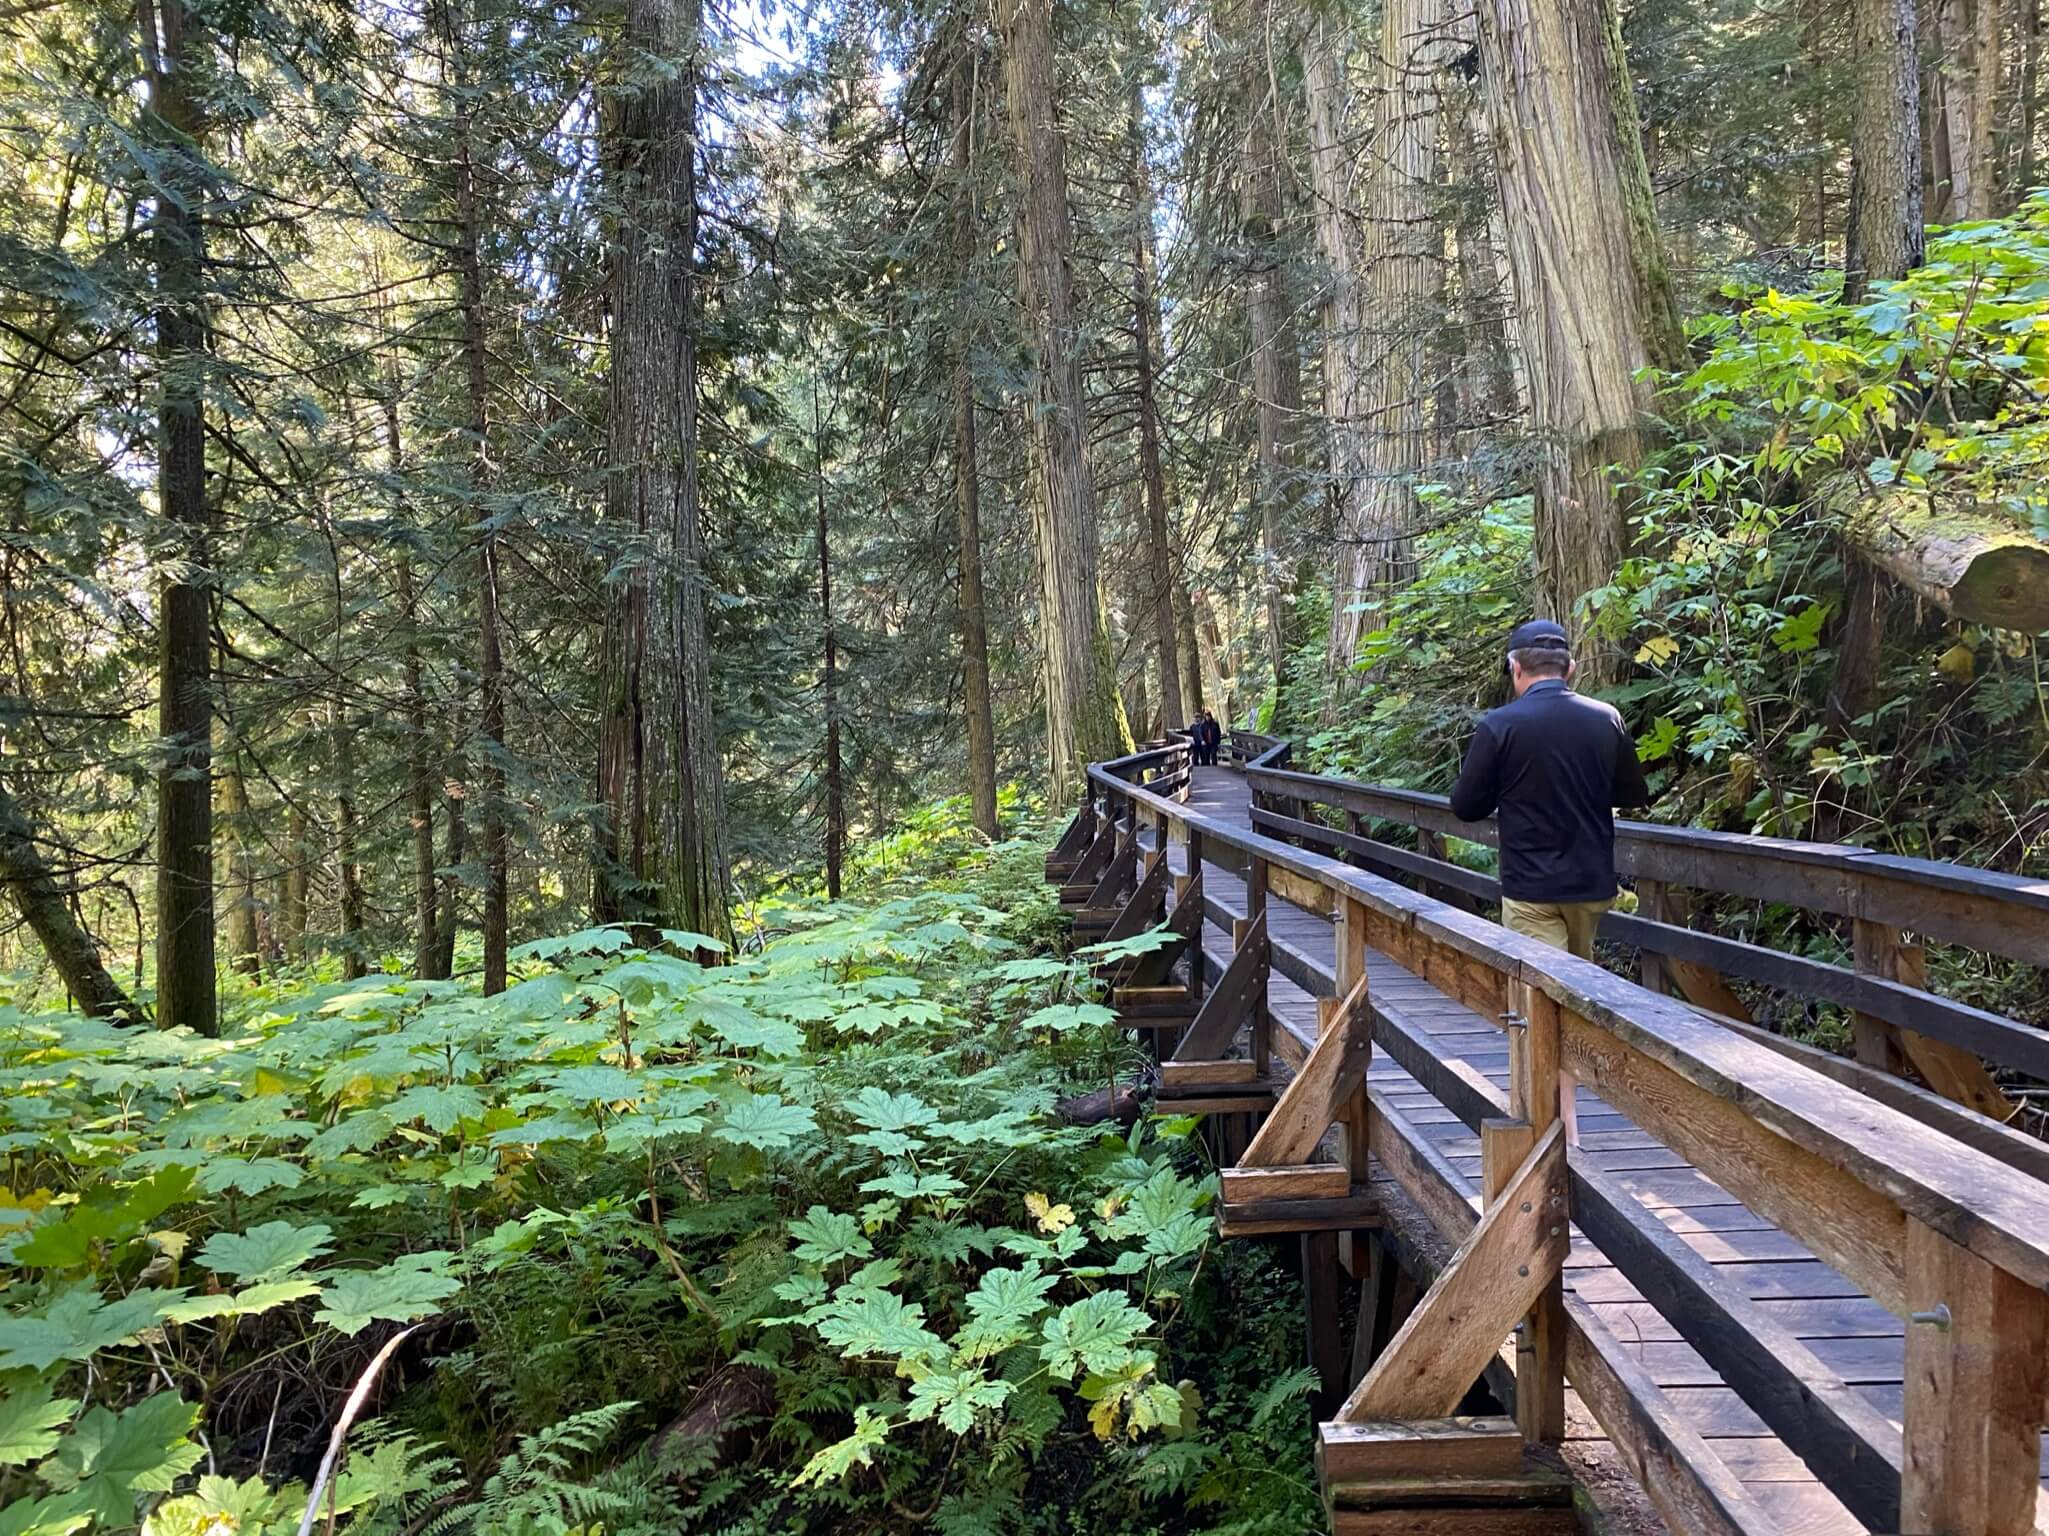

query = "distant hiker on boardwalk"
[1448,619,1651,1145]
[1191,711,1222,766]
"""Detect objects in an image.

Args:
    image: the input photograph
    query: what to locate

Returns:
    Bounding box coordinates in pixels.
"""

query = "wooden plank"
[1170,910,1267,1063]
[1564,1297,1785,1536]
[1316,1418,1526,1483]
[1364,1084,1779,1536]
[1329,1509,1574,1536]
[1901,1219,2049,1536]
[1243,974,1373,1166]
[1160,1059,1256,1087]
[1269,860,1335,916]
[1085,836,1139,908]
[1569,1161,1904,1532]
[1327,1472,1572,1509]
[1341,1123,1569,1421]
[1101,853,1169,943]
[1216,1190,1382,1238]
[1556,1005,1909,1313]
[1154,1090,1277,1116]
[1223,1164,1351,1203]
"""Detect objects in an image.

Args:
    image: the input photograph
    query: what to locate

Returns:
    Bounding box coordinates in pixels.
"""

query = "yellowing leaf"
[1087,1393,1121,1441]
[1634,635,1681,666]
[1937,639,1976,682]
[1024,1192,1074,1234]
[1094,1192,1123,1222]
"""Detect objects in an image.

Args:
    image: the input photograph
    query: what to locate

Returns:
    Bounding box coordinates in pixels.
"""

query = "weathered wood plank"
[1341,1124,1569,1422]
[1316,1417,1526,1484]
[1170,910,1267,1063]
[1222,1164,1351,1203]
[1242,974,1372,1167]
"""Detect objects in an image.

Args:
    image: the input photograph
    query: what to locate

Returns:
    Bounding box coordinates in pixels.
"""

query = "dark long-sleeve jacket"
[1448,679,1651,903]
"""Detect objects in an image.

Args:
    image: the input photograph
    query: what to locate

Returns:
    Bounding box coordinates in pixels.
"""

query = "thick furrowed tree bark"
[1322,0,1461,681]
[1932,0,2000,220]
[1126,80,1186,732]
[0,781,135,1019]
[1174,578,1204,718]
[1475,0,1681,685]
[597,0,733,950]
[144,0,216,1036]
[950,44,1000,840]
[1846,0,1924,302]
[1000,0,1127,800]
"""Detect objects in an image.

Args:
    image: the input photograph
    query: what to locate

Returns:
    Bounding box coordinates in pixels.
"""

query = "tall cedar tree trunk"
[218,760,260,973]
[1447,97,1520,432]
[1240,25,1307,705]
[333,700,365,980]
[1126,81,1186,731]
[1932,0,2001,219]
[446,12,510,990]
[1323,0,1460,679]
[1174,579,1204,718]
[1835,0,1925,733]
[950,44,1000,838]
[1000,0,1127,800]
[1475,0,1683,684]
[2023,0,2040,193]
[142,0,216,1034]
[814,382,843,898]
[282,802,308,958]
[1846,0,1925,302]
[386,388,441,979]
[596,0,734,946]
[0,781,134,1017]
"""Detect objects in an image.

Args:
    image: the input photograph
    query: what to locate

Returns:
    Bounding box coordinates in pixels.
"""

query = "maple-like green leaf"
[790,1404,890,1487]
[43,1394,204,1523]
[713,1093,816,1149]
[548,1065,641,1103]
[1040,1292,1151,1381]
[196,1220,333,1281]
[488,1111,598,1147]
[158,1278,323,1324]
[0,1286,164,1371]
[1017,1001,1117,1034]
[833,999,943,1036]
[842,1087,937,1133]
[691,999,802,1056]
[315,1254,461,1336]
[811,1288,947,1365]
[12,1167,199,1269]
[787,1206,872,1267]
[144,1473,302,1536]
[906,1366,1012,1433]
[0,1380,78,1467]
[0,1491,90,1536]
[197,1157,304,1196]
[859,1168,965,1201]
[954,1263,1058,1363]
[386,1083,486,1133]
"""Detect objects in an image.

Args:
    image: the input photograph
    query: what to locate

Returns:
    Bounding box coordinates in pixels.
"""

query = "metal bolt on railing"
[1910,1304,1953,1332]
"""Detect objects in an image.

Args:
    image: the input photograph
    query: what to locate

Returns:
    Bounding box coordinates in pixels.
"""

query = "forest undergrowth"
[0,803,1323,1536]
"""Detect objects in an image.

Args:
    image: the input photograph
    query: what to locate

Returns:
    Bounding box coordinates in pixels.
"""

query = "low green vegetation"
[0,807,1322,1536]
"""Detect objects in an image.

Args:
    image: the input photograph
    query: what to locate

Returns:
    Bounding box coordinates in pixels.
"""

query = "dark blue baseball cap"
[1506,619,1570,653]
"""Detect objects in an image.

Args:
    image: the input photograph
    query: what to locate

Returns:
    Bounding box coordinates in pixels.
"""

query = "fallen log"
[1055,1081,1143,1127]
[1822,474,2049,630]
[649,1365,777,1481]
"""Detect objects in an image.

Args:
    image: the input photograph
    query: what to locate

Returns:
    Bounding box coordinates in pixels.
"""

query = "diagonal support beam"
[1240,973,1372,1167]
[1339,1122,1569,1422]
[1169,909,1267,1063]
[1084,836,1138,909]
[1126,870,1202,988]
[1102,854,1169,944]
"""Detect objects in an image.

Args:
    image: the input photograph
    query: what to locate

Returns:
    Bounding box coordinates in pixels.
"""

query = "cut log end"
[1826,474,2049,630]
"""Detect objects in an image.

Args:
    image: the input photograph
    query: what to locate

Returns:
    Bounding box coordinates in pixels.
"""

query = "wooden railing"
[1244,763,2049,1161]
[1063,740,2049,1536]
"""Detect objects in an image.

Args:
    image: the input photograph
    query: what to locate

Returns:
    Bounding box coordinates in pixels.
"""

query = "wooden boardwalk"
[1162,764,2047,1536]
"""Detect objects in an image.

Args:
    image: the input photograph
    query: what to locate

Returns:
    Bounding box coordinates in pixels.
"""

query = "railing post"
[1245,856,1269,1078]
[1506,980,1567,1444]
[1183,826,1206,1006]
[1333,897,1373,1275]
[1901,1218,2048,1535]
[1637,877,1670,995]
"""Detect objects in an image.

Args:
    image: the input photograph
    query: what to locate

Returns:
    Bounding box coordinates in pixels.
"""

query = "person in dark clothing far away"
[1448,618,1652,1145]
[1191,711,1222,766]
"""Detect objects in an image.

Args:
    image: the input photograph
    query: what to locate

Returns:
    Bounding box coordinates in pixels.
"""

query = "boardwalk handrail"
[1246,762,2049,1134]
[1083,741,2049,1536]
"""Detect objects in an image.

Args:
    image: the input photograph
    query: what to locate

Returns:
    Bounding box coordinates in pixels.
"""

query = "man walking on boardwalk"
[1449,619,1651,1144]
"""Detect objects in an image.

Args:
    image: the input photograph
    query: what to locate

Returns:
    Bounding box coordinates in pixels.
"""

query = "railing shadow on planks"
[1042,729,2049,1536]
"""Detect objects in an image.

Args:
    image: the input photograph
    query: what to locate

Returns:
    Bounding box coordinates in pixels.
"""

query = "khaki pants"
[1502,897,1612,1148]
